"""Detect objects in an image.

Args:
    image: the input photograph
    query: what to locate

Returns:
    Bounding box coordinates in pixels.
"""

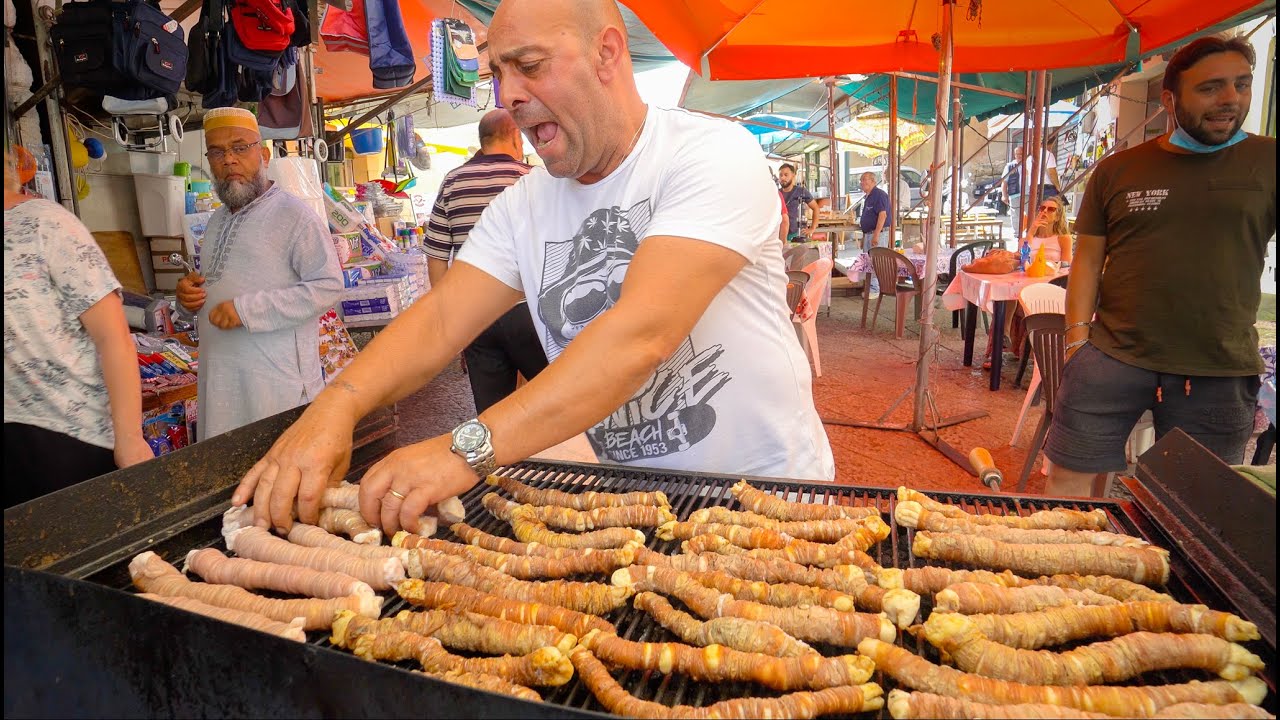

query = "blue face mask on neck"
[1169,99,1248,153]
[1170,126,1247,153]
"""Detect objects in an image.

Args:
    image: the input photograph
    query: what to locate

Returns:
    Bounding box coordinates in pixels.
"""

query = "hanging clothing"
[195,186,343,440]
[320,0,368,54]
[364,0,414,89]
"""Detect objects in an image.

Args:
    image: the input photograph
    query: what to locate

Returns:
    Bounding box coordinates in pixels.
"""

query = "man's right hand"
[232,397,358,533]
[176,272,207,313]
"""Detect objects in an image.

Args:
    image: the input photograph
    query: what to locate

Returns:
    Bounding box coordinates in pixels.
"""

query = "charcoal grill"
[4,412,1276,718]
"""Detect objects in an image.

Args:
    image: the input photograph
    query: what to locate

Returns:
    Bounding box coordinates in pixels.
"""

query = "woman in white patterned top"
[3,149,153,506]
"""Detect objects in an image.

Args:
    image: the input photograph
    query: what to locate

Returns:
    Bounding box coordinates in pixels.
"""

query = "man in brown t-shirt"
[1044,36,1275,496]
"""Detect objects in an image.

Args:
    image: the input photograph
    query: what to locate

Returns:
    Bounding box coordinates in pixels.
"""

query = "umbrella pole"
[888,77,899,244]
[824,0,987,477]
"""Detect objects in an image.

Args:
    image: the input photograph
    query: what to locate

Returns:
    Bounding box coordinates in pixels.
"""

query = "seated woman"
[984,195,1073,369]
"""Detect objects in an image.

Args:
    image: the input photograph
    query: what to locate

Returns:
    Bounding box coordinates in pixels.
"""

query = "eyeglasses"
[1038,205,1058,212]
[205,141,261,162]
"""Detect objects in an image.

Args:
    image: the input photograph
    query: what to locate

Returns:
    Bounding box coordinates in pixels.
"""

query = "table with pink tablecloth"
[845,248,957,283]
[942,268,1069,390]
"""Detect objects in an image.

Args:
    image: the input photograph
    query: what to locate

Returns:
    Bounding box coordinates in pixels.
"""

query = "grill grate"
[85,459,1277,717]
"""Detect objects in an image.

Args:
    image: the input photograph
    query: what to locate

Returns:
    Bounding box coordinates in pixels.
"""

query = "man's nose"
[499,75,528,110]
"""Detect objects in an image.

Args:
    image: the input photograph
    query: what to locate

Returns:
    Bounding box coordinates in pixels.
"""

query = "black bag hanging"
[52,0,117,92]
[287,0,310,48]
[186,0,224,94]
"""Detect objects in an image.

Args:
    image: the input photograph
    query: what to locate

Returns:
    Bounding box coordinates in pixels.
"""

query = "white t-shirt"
[458,106,835,481]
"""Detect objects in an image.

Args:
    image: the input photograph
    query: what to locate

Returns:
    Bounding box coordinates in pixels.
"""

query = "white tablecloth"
[941,267,1069,313]
[846,248,957,282]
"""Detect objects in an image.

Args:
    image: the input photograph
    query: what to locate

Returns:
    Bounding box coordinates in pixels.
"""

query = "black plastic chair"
[946,240,994,328]
[1017,312,1066,492]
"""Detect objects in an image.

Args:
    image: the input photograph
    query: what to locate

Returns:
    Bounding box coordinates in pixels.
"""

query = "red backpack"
[229,0,294,54]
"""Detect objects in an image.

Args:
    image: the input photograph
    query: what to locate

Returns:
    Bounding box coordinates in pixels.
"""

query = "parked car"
[973,177,1008,215]
[847,165,925,217]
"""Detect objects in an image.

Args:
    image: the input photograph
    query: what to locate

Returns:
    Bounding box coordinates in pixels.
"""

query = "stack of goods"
[430,18,479,106]
[135,335,198,392]
[122,477,1271,718]
[385,249,430,300]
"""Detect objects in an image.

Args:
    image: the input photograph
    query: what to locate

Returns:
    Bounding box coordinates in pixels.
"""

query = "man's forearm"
[1048,168,1062,189]
[1064,253,1102,342]
[874,210,886,235]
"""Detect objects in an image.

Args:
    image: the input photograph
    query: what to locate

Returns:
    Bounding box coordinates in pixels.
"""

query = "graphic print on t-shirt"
[586,337,732,462]
[537,198,732,462]
[537,199,651,357]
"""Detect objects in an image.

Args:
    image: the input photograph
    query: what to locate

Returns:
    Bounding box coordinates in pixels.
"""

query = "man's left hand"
[208,301,242,330]
[357,433,481,534]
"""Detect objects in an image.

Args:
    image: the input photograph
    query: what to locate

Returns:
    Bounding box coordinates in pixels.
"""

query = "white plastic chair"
[793,257,833,377]
[1010,283,1066,448]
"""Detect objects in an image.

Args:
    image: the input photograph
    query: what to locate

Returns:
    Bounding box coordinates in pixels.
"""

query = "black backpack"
[186,0,225,94]
[52,0,117,91]
[55,0,186,101]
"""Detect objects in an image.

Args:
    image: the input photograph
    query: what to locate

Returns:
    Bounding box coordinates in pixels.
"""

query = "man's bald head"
[486,0,645,182]
[492,0,626,49]
[479,109,518,146]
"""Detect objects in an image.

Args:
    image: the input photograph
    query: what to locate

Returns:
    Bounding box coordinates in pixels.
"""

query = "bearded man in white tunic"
[176,107,342,440]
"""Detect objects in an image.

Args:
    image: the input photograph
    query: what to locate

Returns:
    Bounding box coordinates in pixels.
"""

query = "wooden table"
[941,267,1069,391]
[902,214,1004,246]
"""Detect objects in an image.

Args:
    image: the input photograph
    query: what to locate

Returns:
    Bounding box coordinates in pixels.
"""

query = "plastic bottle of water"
[1019,240,1031,272]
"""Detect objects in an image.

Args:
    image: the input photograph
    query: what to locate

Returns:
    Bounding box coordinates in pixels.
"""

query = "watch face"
[454,421,488,452]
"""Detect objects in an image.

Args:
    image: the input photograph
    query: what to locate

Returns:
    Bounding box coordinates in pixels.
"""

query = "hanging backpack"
[52,0,117,92]
[229,0,294,54]
[115,0,188,98]
[186,0,225,94]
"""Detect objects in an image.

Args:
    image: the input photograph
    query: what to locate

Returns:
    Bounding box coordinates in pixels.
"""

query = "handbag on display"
[228,0,294,54]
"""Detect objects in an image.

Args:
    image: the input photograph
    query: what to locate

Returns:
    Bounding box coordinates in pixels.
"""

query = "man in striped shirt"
[425,109,549,412]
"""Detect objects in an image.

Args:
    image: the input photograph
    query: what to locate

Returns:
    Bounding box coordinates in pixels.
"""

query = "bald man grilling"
[176,107,342,440]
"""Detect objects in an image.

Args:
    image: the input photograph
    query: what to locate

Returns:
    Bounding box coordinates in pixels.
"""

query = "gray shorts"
[1044,342,1260,473]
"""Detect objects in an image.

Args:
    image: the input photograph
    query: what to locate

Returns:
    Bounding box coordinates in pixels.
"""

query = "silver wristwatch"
[450,418,497,479]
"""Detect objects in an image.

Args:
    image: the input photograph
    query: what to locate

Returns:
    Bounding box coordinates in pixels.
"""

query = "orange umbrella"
[621,0,1263,78]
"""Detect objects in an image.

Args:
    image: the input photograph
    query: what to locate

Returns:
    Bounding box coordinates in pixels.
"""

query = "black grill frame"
[64,458,1278,718]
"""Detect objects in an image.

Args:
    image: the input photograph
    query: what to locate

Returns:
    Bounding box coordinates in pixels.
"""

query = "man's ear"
[1159,88,1176,120]
[260,141,272,167]
[595,25,627,83]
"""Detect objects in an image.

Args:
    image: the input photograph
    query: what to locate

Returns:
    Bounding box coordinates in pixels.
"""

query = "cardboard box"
[341,268,362,288]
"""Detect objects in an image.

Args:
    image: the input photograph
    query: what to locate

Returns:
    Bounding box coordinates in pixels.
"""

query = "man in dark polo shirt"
[779,163,818,241]
[858,171,891,249]
[425,109,548,412]
[1044,36,1276,496]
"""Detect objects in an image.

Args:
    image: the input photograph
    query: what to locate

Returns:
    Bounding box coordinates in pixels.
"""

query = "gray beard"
[215,173,270,211]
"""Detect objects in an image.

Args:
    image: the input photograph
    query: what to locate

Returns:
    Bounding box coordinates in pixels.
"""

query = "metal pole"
[826,78,840,214]
[1023,70,1047,243]
[911,0,954,431]
[1017,72,1032,237]
[29,0,76,213]
[948,73,962,249]
[888,75,899,245]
